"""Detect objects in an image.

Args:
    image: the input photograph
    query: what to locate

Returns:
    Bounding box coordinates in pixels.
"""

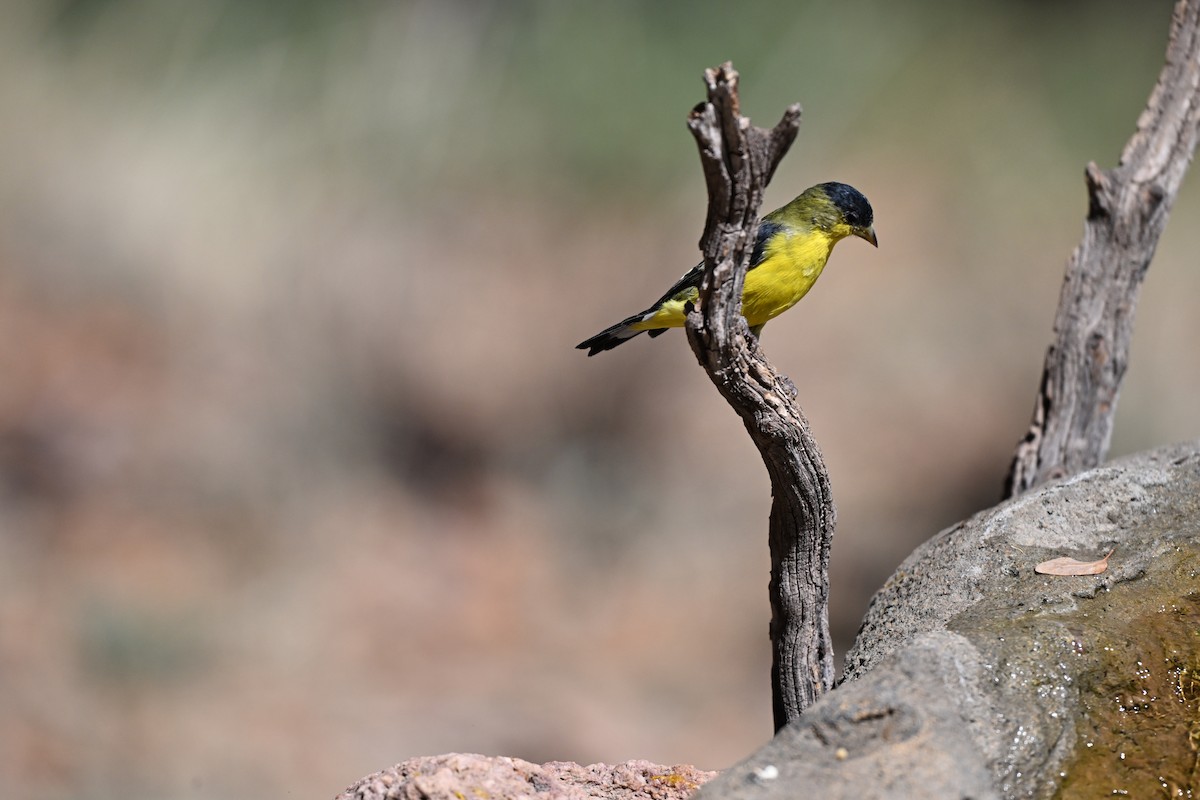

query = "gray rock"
[698,440,1200,800]
[691,631,999,800]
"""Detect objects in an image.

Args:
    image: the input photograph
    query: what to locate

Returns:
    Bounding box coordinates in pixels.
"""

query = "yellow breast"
[741,228,835,327]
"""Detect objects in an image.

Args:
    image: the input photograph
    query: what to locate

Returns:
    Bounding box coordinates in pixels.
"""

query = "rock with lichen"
[336,753,717,800]
[697,440,1200,800]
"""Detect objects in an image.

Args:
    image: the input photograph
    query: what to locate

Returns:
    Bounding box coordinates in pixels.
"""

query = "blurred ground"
[0,1,1196,798]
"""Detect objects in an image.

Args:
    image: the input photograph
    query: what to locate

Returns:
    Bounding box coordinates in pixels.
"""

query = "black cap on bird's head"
[819,182,872,228]
[817,181,877,247]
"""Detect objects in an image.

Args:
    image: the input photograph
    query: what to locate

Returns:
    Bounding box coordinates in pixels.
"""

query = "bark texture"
[682,64,833,730]
[1006,0,1200,497]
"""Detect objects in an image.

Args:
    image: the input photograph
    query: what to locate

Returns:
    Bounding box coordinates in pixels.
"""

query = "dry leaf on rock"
[1034,549,1115,576]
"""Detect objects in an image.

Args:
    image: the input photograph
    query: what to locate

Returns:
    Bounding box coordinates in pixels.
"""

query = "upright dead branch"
[1006,0,1200,497]
[683,64,831,731]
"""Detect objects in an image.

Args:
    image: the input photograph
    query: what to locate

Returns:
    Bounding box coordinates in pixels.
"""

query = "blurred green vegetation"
[29,0,1173,201]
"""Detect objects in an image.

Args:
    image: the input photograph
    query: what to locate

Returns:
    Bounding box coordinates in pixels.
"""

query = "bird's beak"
[856,226,878,247]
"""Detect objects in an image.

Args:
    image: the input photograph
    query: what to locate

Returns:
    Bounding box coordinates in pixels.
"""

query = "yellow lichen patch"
[651,772,698,791]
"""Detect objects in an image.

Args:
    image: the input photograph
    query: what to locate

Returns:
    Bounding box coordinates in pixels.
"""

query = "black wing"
[648,220,782,308]
[749,219,782,268]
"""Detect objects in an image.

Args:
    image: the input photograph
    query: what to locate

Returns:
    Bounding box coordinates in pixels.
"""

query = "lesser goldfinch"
[577,182,876,356]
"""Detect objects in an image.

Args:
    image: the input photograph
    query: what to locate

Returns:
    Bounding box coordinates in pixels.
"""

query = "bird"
[576,182,876,356]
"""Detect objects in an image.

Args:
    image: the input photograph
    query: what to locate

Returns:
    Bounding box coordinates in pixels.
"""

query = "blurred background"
[1,0,1197,797]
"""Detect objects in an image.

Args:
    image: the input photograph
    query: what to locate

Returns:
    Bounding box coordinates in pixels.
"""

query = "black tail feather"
[576,321,642,356]
[576,313,669,356]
